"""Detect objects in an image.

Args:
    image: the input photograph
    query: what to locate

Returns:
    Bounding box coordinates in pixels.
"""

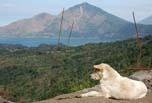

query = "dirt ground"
[34,92,152,103]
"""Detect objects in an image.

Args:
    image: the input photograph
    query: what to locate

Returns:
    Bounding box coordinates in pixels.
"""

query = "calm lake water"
[0,37,103,47]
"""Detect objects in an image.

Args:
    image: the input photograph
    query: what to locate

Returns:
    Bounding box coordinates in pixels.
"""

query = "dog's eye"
[94,68,100,72]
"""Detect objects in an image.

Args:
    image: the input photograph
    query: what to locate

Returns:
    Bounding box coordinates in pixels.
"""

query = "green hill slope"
[0,35,152,103]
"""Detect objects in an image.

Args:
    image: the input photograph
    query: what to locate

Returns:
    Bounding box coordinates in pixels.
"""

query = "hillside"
[0,2,152,41]
[140,15,152,25]
[0,35,152,103]
[0,13,55,37]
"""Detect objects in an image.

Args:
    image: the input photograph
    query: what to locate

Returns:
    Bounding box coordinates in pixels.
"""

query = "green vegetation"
[0,35,152,103]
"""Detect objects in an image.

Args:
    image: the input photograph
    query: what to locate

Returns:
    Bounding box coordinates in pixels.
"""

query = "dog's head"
[91,63,121,80]
[90,63,104,80]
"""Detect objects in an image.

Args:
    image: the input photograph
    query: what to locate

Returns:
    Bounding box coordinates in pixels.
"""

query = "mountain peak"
[75,2,98,9]
[67,2,105,14]
[80,2,90,6]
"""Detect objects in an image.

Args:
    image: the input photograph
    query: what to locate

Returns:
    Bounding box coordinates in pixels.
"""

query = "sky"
[0,0,152,26]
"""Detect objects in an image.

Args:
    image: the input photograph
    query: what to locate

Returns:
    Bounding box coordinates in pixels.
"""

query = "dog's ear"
[94,65,98,69]
[99,63,110,70]
[93,65,101,73]
[94,64,103,70]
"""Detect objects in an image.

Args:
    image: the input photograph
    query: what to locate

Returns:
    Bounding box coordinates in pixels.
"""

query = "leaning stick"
[67,20,74,45]
[132,12,143,70]
[54,8,64,66]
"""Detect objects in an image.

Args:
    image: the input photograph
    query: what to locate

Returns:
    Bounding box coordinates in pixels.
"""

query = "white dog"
[81,63,147,100]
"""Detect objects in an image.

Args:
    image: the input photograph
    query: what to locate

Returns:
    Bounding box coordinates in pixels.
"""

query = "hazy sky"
[0,0,152,26]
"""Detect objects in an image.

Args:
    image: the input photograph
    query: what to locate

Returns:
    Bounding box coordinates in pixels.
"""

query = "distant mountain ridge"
[0,13,55,37]
[0,2,152,41]
[140,15,152,25]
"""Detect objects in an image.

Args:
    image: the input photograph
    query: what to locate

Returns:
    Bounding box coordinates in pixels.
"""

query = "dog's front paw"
[80,93,88,97]
[103,93,111,98]
[75,94,86,98]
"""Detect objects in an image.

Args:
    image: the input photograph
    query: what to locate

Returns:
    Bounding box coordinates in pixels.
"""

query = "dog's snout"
[90,74,94,79]
[90,74,93,78]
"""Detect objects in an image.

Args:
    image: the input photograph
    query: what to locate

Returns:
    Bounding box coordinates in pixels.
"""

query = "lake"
[0,37,103,47]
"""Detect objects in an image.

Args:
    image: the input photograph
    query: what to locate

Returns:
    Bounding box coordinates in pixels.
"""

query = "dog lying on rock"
[80,63,147,100]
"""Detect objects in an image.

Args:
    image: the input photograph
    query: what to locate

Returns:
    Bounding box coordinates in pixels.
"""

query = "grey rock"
[130,70,152,81]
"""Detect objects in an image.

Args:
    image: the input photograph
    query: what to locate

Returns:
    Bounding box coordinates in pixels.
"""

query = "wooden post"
[67,20,74,45]
[57,8,64,47]
[54,8,64,66]
[132,12,143,70]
